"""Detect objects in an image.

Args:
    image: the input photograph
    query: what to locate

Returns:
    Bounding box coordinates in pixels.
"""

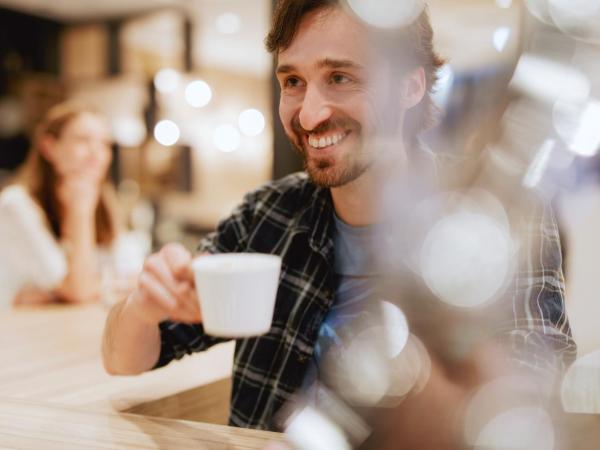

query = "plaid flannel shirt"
[154,172,576,430]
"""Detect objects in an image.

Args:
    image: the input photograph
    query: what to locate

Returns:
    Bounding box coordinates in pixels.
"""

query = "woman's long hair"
[15,102,118,246]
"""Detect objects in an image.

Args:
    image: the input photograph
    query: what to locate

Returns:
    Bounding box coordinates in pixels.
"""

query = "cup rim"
[192,252,281,273]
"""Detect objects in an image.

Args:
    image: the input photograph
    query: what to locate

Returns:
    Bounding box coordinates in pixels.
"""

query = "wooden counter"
[0,304,284,448]
[0,305,233,413]
[0,397,283,449]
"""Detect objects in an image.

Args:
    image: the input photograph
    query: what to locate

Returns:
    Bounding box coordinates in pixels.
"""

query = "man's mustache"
[290,115,360,137]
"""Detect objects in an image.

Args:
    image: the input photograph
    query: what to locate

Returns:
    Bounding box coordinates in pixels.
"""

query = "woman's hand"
[57,174,102,217]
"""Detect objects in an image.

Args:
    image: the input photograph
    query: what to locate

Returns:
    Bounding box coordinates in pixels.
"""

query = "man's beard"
[289,115,372,188]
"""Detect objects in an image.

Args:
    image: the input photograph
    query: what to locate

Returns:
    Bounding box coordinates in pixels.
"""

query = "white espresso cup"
[192,253,282,337]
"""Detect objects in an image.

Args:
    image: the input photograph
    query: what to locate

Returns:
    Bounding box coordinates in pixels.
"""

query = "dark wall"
[0,8,62,94]
[0,8,63,172]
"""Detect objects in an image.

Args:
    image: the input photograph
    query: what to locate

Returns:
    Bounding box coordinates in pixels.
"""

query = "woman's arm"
[55,208,100,302]
[13,286,57,306]
[54,176,103,303]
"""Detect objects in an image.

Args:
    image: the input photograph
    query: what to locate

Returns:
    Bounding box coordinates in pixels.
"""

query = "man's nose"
[298,85,333,132]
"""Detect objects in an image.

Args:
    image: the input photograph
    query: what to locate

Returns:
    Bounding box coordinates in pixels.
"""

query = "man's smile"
[306,130,350,150]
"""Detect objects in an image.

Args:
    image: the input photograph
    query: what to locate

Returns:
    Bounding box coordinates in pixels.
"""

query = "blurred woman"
[0,102,123,305]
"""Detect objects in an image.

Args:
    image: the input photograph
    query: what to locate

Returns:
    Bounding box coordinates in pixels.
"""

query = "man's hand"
[103,243,204,375]
[123,243,202,326]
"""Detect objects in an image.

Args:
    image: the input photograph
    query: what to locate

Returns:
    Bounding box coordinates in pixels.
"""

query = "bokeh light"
[549,0,600,44]
[215,12,242,35]
[464,376,554,449]
[420,211,511,308]
[510,54,591,104]
[285,406,351,450]
[345,0,425,29]
[380,300,409,358]
[550,0,600,15]
[561,350,600,413]
[213,124,241,153]
[524,0,554,24]
[185,80,212,108]
[524,0,600,43]
[330,314,429,406]
[238,108,266,137]
[522,139,556,188]
[474,407,554,449]
[493,27,512,52]
[153,120,180,146]
[333,327,391,406]
[112,117,146,147]
[553,99,600,157]
[386,334,432,400]
[153,68,180,94]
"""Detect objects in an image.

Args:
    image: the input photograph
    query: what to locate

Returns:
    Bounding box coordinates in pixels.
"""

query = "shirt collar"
[297,183,335,260]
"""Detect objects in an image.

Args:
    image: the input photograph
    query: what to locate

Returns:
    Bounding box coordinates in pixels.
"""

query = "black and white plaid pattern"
[154,173,576,430]
[500,199,577,377]
[156,173,337,429]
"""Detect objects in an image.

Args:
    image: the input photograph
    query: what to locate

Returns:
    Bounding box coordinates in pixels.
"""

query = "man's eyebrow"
[276,59,364,74]
[317,58,364,70]
[276,64,296,75]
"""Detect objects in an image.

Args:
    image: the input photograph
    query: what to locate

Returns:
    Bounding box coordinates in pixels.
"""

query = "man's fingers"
[183,286,202,322]
[144,253,184,300]
[141,272,200,323]
[162,243,193,282]
[138,272,177,312]
[133,244,202,324]
[172,283,202,323]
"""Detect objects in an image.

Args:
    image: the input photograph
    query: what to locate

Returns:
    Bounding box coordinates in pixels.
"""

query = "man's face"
[276,7,387,188]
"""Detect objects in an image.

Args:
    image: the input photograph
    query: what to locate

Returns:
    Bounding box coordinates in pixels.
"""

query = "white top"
[0,185,68,306]
[0,185,150,307]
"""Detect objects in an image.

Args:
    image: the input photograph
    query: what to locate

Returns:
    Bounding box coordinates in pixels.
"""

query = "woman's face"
[45,112,112,181]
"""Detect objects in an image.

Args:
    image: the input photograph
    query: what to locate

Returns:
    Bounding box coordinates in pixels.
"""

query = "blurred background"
[0,0,527,246]
[0,0,599,385]
[1,0,600,448]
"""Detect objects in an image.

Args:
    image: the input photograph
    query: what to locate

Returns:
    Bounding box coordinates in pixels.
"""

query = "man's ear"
[400,66,426,109]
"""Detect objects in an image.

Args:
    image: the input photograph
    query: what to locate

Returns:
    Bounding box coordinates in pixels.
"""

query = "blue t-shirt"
[301,214,379,400]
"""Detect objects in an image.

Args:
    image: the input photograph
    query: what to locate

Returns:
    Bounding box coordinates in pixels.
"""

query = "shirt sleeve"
[153,189,259,369]
[498,198,577,378]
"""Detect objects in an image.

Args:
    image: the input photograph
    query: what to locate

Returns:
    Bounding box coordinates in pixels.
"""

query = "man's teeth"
[308,132,345,149]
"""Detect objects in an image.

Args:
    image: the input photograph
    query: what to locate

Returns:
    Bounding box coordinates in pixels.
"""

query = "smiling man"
[102,0,574,433]
[274,3,438,195]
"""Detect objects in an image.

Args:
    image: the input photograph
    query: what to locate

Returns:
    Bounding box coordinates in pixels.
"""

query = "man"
[102,0,575,433]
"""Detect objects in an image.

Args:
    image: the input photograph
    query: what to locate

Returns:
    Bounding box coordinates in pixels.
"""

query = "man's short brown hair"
[266,0,445,144]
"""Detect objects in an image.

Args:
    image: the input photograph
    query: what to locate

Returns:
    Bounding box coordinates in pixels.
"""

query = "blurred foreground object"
[276,0,600,448]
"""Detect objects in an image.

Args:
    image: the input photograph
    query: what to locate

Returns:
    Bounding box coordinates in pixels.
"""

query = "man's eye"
[331,73,351,84]
[284,77,302,88]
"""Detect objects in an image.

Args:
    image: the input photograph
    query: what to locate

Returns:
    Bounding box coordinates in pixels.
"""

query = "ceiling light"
[213,124,241,152]
[238,109,265,136]
[154,120,180,146]
[154,68,180,94]
[493,27,511,52]
[185,80,212,108]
